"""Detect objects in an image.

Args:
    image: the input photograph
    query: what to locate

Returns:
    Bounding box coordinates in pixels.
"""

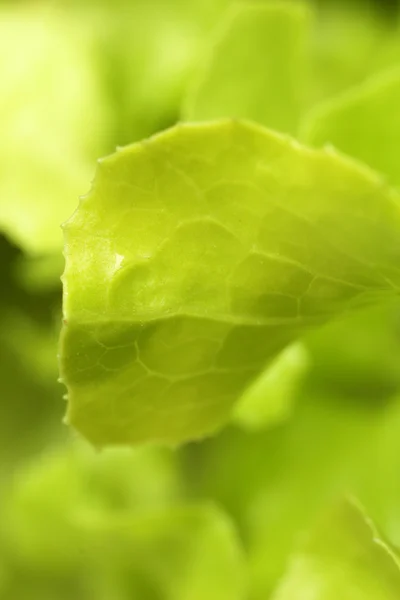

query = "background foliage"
[2,0,400,598]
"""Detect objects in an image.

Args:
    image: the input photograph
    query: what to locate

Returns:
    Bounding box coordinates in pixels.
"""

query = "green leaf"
[79,0,232,148]
[0,441,180,572]
[303,68,400,188]
[186,388,398,597]
[15,253,64,293]
[233,342,309,430]
[306,301,400,398]
[0,310,63,466]
[309,3,400,106]
[85,505,245,600]
[272,499,400,600]
[184,3,310,134]
[0,5,109,254]
[60,120,400,447]
[191,353,400,599]
[0,441,244,600]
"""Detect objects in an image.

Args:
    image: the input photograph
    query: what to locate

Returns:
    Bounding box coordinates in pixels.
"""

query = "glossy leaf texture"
[272,500,400,600]
[303,68,400,188]
[60,120,400,447]
[184,2,310,134]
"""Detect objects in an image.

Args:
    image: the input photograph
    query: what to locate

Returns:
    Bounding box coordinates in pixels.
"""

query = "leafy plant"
[2,0,400,599]
[60,119,400,446]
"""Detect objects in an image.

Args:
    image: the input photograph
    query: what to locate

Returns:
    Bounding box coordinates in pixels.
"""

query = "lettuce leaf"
[60,119,400,447]
[0,310,63,467]
[184,2,310,134]
[272,499,400,600]
[303,68,400,188]
[233,342,309,430]
[310,2,400,105]
[181,368,400,596]
[0,5,110,254]
[0,441,244,600]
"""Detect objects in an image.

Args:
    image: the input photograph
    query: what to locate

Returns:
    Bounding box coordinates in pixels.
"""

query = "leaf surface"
[309,3,400,105]
[272,500,400,600]
[60,120,400,446]
[87,505,245,600]
[303,68,400,188]
[233,342,309,430]
[0,441,244,600]
[184,3,310,134]
[0,6,109,254]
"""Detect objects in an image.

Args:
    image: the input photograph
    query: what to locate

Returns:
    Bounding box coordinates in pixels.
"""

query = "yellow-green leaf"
[60,120,400,447]
[272,500,400,600]
[184,2,310,134]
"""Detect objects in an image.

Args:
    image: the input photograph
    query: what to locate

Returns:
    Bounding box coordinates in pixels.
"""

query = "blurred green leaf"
[0,4,110,254]
[272,499,400,600]
[303,68,400,188]
[0,441,244,600]
[245,392,400,598]
[233,342,309,430]
[0,310,63,466]
[15,253,63,294]
[305,301,400,398]
[1,442,181,571]
[84,0,232,146]
[184,2,310,134]
[310,2,400,105]
[183,394,384,596]
[85,505,245,600]
[183,376,400,597]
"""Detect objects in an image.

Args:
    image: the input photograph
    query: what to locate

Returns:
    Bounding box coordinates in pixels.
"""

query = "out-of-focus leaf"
[0,311,63,466]
[303,68,400,188]
[184,2,310,134]
[1,311,60,385]
[310,2,400,105]
[0,235,63,464]
[87,0,231,147]
[183,375,400,598]
[15,253,64,294]
[0,442,181,571]
[60,120,400,447]
[272,500,400,600]
[305,301,400,399]
[0,4,110,254]
[0,441,244,600]
[85,505,245,600]
[245,394,388,598]
[233,342,309,430]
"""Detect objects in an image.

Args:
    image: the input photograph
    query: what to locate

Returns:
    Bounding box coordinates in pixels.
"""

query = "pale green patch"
[184,2,310,134]
[1,441,244,600]
[85,505,245,600]
[0,5,109,254]
[310,3,400,105]
[15,253,64,293]
[303,68,400,188]
[0,442,180,571]
[60,120,400,447]
[233,342,309,430]
[272,500,400,600]
[0,310,62,464]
